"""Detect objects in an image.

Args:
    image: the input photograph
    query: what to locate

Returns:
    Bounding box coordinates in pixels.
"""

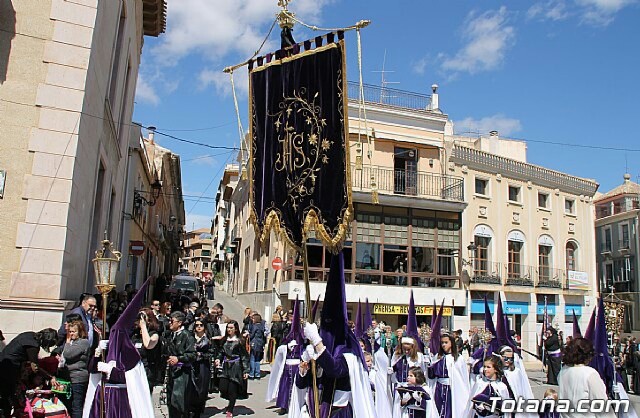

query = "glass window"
[383,248,408,273]
[324,246,354,269]
[566,242,577,271]
[475,178,488,195]
[564,199,575,214]
[621,224,630,248]
[538,244,552,280]
[474,236,490,276]
[508,240,523,278]
[508,185,520,202]
[604,228,612,251]
[411,247,435,273]
[307,245,323,268]
[538,192,549,209]
[356,243,381,270]
[437,249,457,276]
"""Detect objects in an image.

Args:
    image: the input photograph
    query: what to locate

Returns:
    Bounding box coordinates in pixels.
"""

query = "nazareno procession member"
[266,296,304,414]
[579,298,638,418]
[465,354,513,418]
[82,279,154,418]
[292,252,377,418]
[363,298,393,418]
[395,366,438,418]
[499,345,535,412]
[391,293,429,418]
[215,320,250,418]
[190,318,213,418]
[543,327,561,385]
[427,309,470,418]
[163,310,196,418]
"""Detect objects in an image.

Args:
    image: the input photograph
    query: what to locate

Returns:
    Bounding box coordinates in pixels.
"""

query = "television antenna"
[372,50,399,105]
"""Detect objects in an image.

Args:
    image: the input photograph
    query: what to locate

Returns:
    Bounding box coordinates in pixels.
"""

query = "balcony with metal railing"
[351,165,464,202]
[347,81,432,111]
[536,267,563,289]
[505,264,535,287]
[470,261,503,285]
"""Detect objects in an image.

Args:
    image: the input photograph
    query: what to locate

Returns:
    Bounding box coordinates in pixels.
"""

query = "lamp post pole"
[92,236,121,418]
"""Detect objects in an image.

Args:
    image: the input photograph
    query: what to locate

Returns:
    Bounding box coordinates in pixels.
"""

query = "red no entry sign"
[130,240,145,256]
[272,257,283,271]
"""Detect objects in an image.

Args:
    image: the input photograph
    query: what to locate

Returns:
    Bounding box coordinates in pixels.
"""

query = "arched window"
[538,235,555,281]
[566,241,578,272]
[507,230,525,279]
[473,225,494,277]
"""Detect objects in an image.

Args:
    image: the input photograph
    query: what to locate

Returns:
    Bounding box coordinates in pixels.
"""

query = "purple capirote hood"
[320,251,366,368]
[281,295,304,347]
[106,278,151,371]
[405,291,424,352]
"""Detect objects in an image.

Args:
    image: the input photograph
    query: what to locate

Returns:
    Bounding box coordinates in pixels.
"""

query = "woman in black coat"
[191,319,213,418]
[215,320,249,418]
[0,328,58,416]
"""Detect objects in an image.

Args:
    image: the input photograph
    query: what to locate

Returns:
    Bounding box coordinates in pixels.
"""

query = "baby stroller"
[21,390,69,418]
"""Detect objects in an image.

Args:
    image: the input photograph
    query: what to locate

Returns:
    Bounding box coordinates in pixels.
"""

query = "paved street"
[148,289,640,417]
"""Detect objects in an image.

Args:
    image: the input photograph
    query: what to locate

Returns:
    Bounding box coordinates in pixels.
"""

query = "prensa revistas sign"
[373,304,453,316]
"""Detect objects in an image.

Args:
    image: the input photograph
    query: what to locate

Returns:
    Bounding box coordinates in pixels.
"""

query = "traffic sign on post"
[129,240,145,256]
[272,257,283,271]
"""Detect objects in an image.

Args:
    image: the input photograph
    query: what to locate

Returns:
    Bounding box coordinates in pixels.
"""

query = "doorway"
[394,147,417,195]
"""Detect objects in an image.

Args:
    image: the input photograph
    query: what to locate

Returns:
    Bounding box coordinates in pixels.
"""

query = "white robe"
[428,354,470,418]
[82,361,154,418]
[372,347,393,418]
[464,377,511,418]
[288,353,377,418]
[266,344,289,402]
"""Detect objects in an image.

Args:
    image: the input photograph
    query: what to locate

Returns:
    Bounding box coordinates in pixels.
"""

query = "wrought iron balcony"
[505,264,535,287]
[536,267,563,289]
[347,81,432,111]
[351,165,464,202]
[470,261,502,285]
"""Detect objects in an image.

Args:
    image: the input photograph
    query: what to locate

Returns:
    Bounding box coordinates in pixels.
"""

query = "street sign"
[130,240,145,256]
[272,257,283,271]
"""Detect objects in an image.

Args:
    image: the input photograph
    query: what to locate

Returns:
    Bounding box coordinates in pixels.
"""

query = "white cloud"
[186,213,213,231]
[527,0,634,26]
[153,0,332,67]
[440,7,515,76]
[527,1,570,21]
[198,68,249,97]
[191,155,217,167]
[453,114,522,137]
[576,0,635,26]
[135,73,160,105]
[412,57,428,75]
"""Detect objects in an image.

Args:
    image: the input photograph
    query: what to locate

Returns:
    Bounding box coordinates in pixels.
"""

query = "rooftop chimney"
[148,126,156,144]
[489,130,499,138]
[430,84,440,113]
[624,173,631,183]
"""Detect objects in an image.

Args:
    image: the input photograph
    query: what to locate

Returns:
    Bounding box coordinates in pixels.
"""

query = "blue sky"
[132,0,640,231]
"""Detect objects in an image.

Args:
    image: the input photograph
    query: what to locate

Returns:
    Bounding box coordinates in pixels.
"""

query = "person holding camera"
[131,307,161,392]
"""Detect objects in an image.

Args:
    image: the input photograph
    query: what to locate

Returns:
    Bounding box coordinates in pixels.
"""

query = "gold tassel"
[241,163,248,181]
[370,175,379,205]
[355,144,363,170]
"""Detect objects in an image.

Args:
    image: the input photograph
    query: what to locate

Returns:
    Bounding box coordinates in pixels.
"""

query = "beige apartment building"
[449,132,599,358]
[122,128,185,291]
[181,228,214,280]
[225,82,600,358]
[0,0,166,338]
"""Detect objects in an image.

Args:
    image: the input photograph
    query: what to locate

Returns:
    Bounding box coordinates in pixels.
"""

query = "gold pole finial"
[277,0,295,29]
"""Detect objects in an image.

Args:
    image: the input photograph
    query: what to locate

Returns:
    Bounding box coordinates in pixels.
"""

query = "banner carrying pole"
[301,236,321,418]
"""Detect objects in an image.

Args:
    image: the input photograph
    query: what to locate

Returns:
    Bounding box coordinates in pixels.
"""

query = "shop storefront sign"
[503,301,529,315]
[565,305,582,316]
[373,304,453,316]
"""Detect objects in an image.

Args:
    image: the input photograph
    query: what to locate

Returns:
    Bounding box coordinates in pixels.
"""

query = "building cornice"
[451,145,599,196]
[0,298,72,311]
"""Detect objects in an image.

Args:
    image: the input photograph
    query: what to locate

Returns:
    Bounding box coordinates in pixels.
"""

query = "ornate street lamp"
[91,235,121,418]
